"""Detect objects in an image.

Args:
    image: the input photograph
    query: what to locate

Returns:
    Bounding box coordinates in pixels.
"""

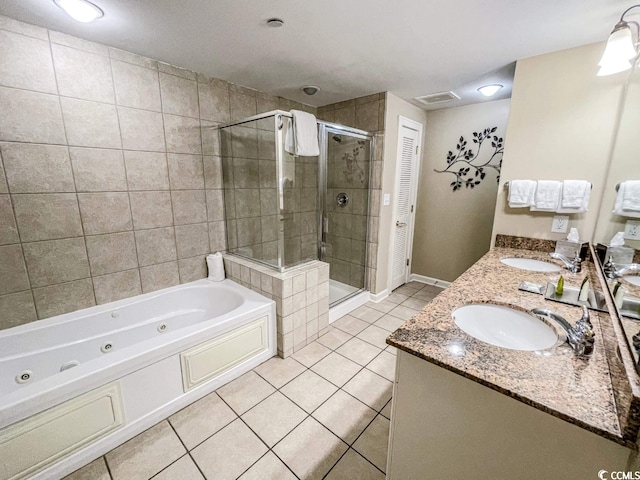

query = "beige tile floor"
[64,282,442,480]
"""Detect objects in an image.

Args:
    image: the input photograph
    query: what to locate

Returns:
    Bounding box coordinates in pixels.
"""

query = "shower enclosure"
[318,125,373,306]
[218,110,373,308]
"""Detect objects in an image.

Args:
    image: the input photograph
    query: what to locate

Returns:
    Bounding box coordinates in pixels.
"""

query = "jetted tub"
[0,278,276,480]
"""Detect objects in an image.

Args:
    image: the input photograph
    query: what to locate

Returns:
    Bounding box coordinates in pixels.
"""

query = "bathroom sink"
[452,304,558,351]
[500,257,562,272]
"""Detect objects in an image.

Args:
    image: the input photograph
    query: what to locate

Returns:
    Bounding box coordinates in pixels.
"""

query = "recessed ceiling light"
[53,0,104,23]
[302,85,320,96]
[477,84,503,97]
[267,18,284,27]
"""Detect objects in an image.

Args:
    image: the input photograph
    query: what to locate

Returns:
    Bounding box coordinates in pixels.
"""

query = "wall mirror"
[592,56,640,367]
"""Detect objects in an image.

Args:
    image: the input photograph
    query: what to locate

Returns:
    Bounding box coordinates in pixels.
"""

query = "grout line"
[194,80,216,263]
[379,397,392,419]
[206,391,306,478]
[232,449,273,479]
[107,56,144,298]
[251,360,307,391]
[45,33,97,310]
[154,74,182,290]
[0,138,164,155]
[102,455,115,480]
[164,421,208,480]
[147,452,189,479]
[321,447,351,479]
[269,449,302,480]
[0,84,205,121]
[170,394,238,453]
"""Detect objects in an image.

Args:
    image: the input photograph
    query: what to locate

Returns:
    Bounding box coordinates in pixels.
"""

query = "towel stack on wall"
[613,180,640,218]
[508,180,591,213]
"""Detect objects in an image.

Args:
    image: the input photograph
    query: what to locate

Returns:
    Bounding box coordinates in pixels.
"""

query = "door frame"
[388,115,424,290]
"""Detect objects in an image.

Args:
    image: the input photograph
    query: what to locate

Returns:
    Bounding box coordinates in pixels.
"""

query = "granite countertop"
[387,247,638,448]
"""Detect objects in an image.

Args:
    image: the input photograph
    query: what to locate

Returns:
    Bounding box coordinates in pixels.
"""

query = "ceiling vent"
[414,91,460,106]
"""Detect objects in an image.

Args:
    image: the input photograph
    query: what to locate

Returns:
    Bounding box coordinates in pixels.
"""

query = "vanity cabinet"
[386,350,636,480]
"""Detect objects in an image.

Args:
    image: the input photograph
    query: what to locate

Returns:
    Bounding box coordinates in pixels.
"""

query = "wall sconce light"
[53,0,104,23]
[598,5,640,76]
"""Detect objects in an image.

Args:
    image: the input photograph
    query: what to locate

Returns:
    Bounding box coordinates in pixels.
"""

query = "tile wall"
[317,94,385,293]
[223,254,330,357]
[0,15,315,330]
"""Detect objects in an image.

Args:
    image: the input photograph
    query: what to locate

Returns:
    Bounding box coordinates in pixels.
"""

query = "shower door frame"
[317,121,375,306]
[217,110,294,273]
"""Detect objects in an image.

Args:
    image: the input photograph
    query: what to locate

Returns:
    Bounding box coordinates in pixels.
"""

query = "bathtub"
[0,278,276,480]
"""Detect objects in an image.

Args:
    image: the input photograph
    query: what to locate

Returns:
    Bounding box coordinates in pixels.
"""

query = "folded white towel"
[531,180,562,211]
[622,180,640,212]
[556,180,591,213]
[561,180,590,208]
[613,181,640,218]
[508,180,536,208]
[286,110,319,157]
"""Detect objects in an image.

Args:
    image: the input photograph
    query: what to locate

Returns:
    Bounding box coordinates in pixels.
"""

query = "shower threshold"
[328,279,370,323]
[329,279,359,305]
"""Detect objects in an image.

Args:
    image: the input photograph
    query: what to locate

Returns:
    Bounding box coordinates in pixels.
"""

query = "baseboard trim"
[369,289,390,303]
[409,273,452,288]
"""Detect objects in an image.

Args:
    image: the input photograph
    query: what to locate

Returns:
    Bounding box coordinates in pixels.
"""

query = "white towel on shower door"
[289,110,320,157]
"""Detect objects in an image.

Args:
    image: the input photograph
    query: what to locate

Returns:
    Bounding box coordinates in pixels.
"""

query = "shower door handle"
[396,221,407,227]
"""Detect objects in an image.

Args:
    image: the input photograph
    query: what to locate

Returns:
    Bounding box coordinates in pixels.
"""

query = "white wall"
[491,42,627,245]
[412,99,510,282]
[376,93,427,295]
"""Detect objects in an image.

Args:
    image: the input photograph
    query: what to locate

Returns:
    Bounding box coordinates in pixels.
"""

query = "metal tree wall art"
[434,127,504,192]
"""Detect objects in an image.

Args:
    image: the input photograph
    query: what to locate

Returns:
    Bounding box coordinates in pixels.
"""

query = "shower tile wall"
[223,254,330,356]
[0,16,315,330]
[317,94,385,293]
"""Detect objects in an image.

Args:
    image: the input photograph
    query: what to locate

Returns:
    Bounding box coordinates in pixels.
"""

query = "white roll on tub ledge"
[0,278,276,480]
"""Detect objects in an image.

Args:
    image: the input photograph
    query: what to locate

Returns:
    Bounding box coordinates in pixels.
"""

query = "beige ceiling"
[0,0,630,108]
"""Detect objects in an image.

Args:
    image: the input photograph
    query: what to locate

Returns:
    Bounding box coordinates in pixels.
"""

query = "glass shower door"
[319,126,373,306]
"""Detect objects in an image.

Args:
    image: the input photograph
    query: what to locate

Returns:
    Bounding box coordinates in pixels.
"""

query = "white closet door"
[391,119,421,291]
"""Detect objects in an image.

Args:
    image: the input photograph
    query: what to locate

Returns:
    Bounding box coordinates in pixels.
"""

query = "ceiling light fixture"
[53,0,104,22]
[477,84,503,97]
[302,85,320,96]
[598,5,640,76]
[267,18,284,28]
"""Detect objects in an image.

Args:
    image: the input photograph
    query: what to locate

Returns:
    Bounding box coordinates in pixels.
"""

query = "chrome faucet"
[549,252,582,274]
[531,306,595,357]
[604,257,640,279]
